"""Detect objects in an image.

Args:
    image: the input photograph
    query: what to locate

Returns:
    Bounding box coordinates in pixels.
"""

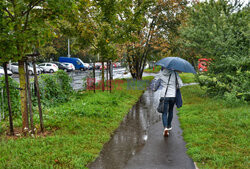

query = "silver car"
[38,63,59,73]
[0,66,13,77]
[8,62,41,75]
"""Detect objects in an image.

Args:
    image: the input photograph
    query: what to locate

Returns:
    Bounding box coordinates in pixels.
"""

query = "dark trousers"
[161,97,176,128]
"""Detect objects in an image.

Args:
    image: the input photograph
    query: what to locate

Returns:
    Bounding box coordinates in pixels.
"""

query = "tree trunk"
[33,62,44,133]
[101,61,105,92]
[18,60,29,134]
[25,61,34,134]
[3,62,14,136]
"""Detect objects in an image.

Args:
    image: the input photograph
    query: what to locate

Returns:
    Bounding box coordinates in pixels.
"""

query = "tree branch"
[3,8,14,21]
[22,0,44,16]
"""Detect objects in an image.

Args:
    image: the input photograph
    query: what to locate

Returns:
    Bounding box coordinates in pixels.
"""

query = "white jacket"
[153,69,183,98]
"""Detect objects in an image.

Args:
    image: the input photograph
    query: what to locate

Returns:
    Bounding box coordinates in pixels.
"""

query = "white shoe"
[166,127,172,131]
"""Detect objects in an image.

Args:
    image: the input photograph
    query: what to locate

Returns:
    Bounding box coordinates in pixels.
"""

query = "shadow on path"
[88,89,195,169]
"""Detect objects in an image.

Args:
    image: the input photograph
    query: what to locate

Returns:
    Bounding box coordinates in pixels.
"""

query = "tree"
[178,0,250,101]
[71,0,121,90]
[118,0,188,79]
[1,0,75,133]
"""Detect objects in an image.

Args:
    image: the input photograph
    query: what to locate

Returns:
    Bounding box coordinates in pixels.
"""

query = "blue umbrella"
[156,57,196,74]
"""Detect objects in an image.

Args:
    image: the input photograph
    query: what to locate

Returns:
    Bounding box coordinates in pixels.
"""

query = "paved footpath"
[88,88,195,169]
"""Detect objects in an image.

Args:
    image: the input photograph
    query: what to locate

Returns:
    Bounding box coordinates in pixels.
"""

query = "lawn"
[144,65,161,73]
[179,85,249,169]
[0,77,153,169]
[179,72,196,84]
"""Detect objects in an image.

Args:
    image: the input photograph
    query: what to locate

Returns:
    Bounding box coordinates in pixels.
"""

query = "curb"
[194,162,199,169]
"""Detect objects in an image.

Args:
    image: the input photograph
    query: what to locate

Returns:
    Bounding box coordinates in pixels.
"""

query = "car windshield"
[78,59,84,65]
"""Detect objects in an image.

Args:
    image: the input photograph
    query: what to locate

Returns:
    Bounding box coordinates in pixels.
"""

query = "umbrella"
[156,57,196,74]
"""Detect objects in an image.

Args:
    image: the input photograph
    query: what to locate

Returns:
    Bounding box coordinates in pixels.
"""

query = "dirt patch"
[2,127,59,140]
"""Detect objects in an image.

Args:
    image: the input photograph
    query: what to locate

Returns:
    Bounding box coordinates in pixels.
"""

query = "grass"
[179,85,249,169]
[144,66,161,73]
[179,73,196,84]
[0,77,154,169]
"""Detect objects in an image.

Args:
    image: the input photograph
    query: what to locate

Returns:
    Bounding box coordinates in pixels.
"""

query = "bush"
[38,70,73,106]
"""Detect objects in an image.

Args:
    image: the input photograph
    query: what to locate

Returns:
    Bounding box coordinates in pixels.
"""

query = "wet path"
[88,88,195,169]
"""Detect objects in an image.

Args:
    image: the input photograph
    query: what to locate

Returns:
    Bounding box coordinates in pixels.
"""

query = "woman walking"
[153,68,183,137]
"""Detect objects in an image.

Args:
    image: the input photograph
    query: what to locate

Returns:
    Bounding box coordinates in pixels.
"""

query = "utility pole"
[68,39,71,58]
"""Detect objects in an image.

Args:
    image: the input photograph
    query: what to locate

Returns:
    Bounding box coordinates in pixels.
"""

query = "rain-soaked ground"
[87,88,195,169]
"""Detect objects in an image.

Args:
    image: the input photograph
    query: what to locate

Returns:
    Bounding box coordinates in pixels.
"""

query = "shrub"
[38,70,73,106]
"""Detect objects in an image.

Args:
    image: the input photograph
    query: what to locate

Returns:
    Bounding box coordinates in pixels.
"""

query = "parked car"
[63,63,75,71]
[83,63,93,70]
[95,62,102,69]
[38,63,58,73]
[52,62,72,72]
[8,62,41,75]
[0,66,13,77]
[28,63,43,74]
[99,64,107,70]
[112,63,117,68]
[59,57,87,70]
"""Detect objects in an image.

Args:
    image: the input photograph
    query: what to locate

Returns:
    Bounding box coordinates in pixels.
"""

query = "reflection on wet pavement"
[88,89,161,169]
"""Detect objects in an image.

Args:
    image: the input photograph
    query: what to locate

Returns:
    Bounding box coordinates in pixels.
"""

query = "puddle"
[88,90,161,169]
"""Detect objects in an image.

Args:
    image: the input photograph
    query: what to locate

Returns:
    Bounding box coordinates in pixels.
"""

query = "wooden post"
[101,61,105,92]
[109,61,112,93]
[3,62,14,135]
[106,61,109,91]
[93,62,95,93]
[33,61,44,132]
[25,61,34,134]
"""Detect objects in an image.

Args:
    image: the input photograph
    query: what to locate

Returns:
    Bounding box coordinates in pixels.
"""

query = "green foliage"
[38,71,73,106]
[54,70,73,95]
[178,0,250,102]
[179,85,249,169]
[0,76,20,116]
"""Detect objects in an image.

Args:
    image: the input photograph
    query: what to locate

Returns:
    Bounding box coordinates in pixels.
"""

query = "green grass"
[179,85,249,169]
[144,66,161,73]
[0,77,153,169]
[179,73,196,84]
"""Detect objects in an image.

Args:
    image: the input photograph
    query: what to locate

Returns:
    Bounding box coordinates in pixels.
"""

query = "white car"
[83,63,90,70]
[8,62,41,75]
[0,66,13,77]
[38,63,58,73]
[63,63,75,71]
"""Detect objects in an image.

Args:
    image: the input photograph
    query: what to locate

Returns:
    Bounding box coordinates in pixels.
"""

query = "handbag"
[157,74,172,113]
[174,71,183,108]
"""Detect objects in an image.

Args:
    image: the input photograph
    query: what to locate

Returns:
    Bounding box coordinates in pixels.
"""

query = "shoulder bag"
[157,73,172,113]
[175,71,183,108]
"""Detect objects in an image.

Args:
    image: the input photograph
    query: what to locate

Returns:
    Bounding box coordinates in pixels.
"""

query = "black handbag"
[157,74,172,113]
[175,72,183,108]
